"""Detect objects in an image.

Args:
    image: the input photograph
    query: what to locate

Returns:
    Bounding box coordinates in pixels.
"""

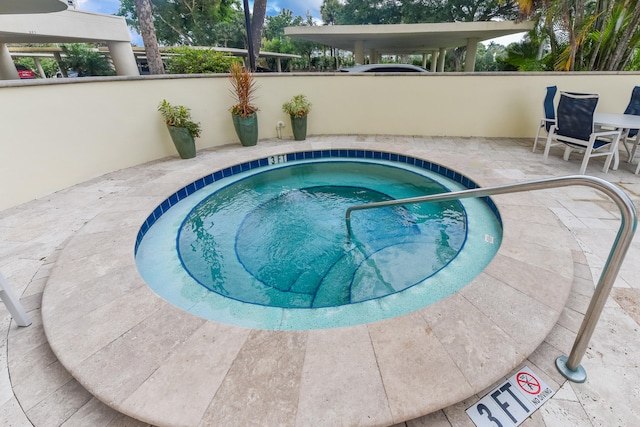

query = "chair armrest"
[593,130,621,138]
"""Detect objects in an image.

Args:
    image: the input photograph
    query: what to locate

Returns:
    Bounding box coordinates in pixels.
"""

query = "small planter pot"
[232,113,259,146]
[290,115,308,141]
[166,125,196,159]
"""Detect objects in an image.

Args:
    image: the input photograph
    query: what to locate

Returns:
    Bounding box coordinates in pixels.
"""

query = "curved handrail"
[345,175,637,383]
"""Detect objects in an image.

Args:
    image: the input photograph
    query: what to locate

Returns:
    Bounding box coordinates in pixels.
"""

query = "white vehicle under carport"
[338,64,429,73]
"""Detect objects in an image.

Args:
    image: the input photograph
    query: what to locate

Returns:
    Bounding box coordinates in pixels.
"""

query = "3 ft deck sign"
[466,366,555,427]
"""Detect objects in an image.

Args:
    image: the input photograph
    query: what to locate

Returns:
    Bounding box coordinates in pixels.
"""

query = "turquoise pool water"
[135,155,502,330]
[178,162,466,308]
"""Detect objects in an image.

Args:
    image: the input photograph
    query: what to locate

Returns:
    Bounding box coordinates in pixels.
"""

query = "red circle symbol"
[516,372,541,395]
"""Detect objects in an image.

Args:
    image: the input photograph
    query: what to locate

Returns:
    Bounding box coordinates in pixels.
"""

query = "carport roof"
[0,0,66,14]
[284,21,534,55]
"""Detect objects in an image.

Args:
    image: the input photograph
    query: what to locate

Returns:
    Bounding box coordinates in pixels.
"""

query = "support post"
[354,40,364,65]
[464,38,479,72]
[34,57,46,78]
[437,48,446,72]
[107,41,139,76]
[430,50,438,72]
[0,43,20,80]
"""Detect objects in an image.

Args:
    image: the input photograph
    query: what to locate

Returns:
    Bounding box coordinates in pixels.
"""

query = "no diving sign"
[466,366,555,427]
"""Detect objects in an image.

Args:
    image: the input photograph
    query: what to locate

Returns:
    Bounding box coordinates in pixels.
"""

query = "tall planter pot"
[166,125,196,159]
[232,113,259,146]
[290,114,308,141]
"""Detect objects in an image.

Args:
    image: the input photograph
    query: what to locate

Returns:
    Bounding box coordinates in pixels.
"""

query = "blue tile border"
[135,150,502,251]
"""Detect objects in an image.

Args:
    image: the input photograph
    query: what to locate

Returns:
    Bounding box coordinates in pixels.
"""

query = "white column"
[422,52,428,68]
[430,50,438,72]
[354,40,364,65]
[464,38,480,72]
[107,41,139,76]
[276,58,282,72]
[437,48,446,72]
[0,43,20,80]
[34,57,46,78]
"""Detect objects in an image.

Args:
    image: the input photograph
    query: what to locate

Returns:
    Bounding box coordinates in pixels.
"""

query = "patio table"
[594,113,640,170]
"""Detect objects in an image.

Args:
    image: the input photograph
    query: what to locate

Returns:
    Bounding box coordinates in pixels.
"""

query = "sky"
[76,0,324,17]
[75,0,523,47]
[76,1,324,22]
[76,0,324,46]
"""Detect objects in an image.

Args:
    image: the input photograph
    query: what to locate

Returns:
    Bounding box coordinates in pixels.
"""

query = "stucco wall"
[1,72,638,210]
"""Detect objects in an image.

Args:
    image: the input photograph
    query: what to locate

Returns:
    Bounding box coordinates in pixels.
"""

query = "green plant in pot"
[282,94,312,141]
[158,99,202,159]
[229,62,259,146]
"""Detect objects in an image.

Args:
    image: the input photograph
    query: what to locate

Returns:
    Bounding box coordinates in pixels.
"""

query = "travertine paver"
[1,136,639,426]
[37,137,573,426]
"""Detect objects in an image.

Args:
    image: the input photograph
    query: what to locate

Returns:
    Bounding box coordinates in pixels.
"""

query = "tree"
[212,13,246,48]
[474,42,509,71]
[249,0,268,66]
[335,0,400,25]
[118,0,237,46]
[515,0,640,71]
[598,2,640,70]
[422,0,519,22]
[334,0,519,25]
[59,44,115,77]
[261,9,321,70]
[320,0,342,25]
[263,9,303,41]
[503,38,549,70]
[134,0,164,74]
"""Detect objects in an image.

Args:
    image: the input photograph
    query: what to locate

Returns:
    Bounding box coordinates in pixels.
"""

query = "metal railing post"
[0,272,32,327]
[346,175,637,383]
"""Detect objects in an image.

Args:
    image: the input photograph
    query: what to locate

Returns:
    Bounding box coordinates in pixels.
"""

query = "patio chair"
[620,86,640,171]
[532,85,557,152]
[543,92,621,174]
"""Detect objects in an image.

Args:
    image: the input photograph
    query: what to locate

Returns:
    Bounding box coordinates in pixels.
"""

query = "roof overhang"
[285,21,534,55]
[0,9,131,44]
[0,0,67,14]
[157,46,301,60]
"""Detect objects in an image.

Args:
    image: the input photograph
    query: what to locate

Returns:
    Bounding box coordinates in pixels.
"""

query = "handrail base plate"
[556,355,587,383]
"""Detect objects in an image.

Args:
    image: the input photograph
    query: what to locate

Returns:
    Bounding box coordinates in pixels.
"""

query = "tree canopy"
[118,0,238,46]
[324,0,519,25]
[514,0,640,71]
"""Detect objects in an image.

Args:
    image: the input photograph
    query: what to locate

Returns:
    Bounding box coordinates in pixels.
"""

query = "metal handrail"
[345,175,637,383]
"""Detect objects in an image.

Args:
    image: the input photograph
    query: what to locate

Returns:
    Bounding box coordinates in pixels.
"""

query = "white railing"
[346,175,637,383]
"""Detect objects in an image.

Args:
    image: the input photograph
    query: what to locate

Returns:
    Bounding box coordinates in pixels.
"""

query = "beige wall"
[1,72,639,211]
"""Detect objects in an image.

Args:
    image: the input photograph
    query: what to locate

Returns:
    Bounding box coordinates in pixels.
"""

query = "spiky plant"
[229,62,259,117]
